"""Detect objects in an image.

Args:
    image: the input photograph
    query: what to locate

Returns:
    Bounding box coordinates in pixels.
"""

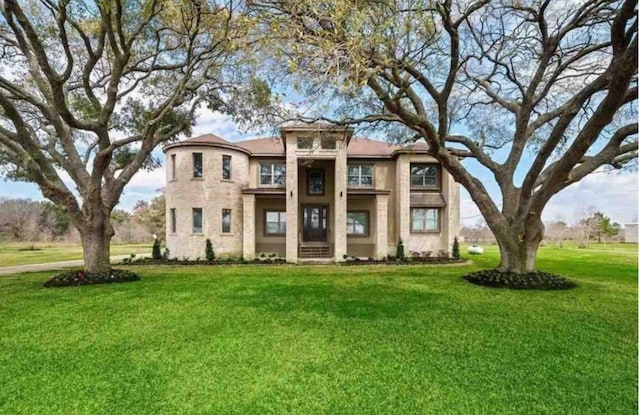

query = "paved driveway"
[0,254,147,276]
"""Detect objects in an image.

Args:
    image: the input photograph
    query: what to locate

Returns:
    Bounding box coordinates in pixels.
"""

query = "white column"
[334,151,347,262]
[242,194,256,260]
[286,156,299,263]
[375,194,389,260]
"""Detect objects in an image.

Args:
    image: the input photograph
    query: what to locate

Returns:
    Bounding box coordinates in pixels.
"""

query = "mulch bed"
[462,269,576,290]
[43,269,140,288]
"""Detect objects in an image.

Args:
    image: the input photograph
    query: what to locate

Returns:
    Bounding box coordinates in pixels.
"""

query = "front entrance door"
[302,205,328,242]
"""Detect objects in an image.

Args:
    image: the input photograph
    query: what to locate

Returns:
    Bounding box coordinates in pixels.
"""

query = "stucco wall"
[394,154,459,256]
[255,197,287,256]
[165,145,248,258]
[164,135,460,260]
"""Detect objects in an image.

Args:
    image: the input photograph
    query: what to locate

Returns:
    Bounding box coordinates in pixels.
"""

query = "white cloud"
[191,109,258,141]
[544,170,638,225]
[459,170,638,227]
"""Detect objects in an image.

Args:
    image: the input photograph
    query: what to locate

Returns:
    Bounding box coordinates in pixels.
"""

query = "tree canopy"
[251,0,638,272]
[0,0,270,272]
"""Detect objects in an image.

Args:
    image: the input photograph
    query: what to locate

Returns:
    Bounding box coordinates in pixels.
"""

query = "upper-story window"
[222,155,231,180]
[170,154,176,180]
[410,163,439,189]
[307,169,324,195]
[348,165,373,187]
[297,136,314,149]
[259,163,286,186]
[321,136,336,149]
[193,153,203,178]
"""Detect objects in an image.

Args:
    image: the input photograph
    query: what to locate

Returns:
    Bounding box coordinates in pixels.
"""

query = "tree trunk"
[494,216,545,274]
[80,216,115,273]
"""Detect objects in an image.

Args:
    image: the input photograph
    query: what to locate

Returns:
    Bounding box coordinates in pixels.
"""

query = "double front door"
[302,205,328,242]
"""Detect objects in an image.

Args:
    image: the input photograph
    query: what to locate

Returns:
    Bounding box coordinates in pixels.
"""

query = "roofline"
[163,140,251,155]
[162,136,432,158]
[279,124,355,137]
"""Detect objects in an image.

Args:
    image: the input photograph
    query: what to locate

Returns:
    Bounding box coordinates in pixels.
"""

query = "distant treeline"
[0,190,165,246]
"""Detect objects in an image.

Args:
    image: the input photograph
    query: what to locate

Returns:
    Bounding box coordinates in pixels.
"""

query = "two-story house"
[164,123,460,262]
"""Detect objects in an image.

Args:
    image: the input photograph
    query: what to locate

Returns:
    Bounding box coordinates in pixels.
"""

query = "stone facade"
[164,125,460,262]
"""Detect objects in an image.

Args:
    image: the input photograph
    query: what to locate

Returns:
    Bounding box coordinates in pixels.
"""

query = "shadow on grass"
[224,282,443,320]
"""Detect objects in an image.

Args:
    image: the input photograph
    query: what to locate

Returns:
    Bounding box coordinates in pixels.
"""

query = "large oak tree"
[251,0,638,273]
[0,0,265,272]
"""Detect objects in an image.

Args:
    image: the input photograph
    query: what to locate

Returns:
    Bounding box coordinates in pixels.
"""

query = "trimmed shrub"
[396,239,405,260]
[452,236,460,259]
[462,270,576,290]
[44,269,140,288]
[205,239,215,261]
[152,239,162,260]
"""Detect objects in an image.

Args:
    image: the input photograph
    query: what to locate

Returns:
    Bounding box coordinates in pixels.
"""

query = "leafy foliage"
[205,239,215,262]
[452,237,460,259]
[251,0,638,273]
[0,0,276,272]
[152,239,162,260]
[396,239,405,259]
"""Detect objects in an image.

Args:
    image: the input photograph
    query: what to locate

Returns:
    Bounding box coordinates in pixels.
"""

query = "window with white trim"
[347,211,369,236]
[265,211,286,235]
[347,165,373,187]
[411,208,439,232]
[259,163,286,186]
[410,163,439,189]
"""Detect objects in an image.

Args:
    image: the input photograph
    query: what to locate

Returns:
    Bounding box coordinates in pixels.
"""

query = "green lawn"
[0,243,151,267]
[0,245,636,414]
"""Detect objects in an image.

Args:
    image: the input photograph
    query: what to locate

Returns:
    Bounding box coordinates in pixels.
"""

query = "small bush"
[152,239,162,260]
[44,269,140,288]
[452,237,460,259]
[396,239,405,259]
[462,270,576,290]
[205,239,215,261]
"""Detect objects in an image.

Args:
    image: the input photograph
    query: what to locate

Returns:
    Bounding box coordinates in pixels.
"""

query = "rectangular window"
[411,208,439,232]
[307,169,324,195]
[347,164,374,187]
[297,136,314,149]
[347,211,369,236]
[265,211,286,235]
[170,154,176,180]
[410,163,439,189]
[222,209,231,233]
[321,136,336,149]
[170,208,176,233]
[192,208,203,233]
[193,153,203,178]
[222,155,231,180]
[259,163,286,186]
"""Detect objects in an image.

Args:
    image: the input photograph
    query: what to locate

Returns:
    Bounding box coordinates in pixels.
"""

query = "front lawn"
[0,246,636,414]
[0,242,151,267]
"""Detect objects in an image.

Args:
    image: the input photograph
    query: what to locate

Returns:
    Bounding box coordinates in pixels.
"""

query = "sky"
[0,108,637,227]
